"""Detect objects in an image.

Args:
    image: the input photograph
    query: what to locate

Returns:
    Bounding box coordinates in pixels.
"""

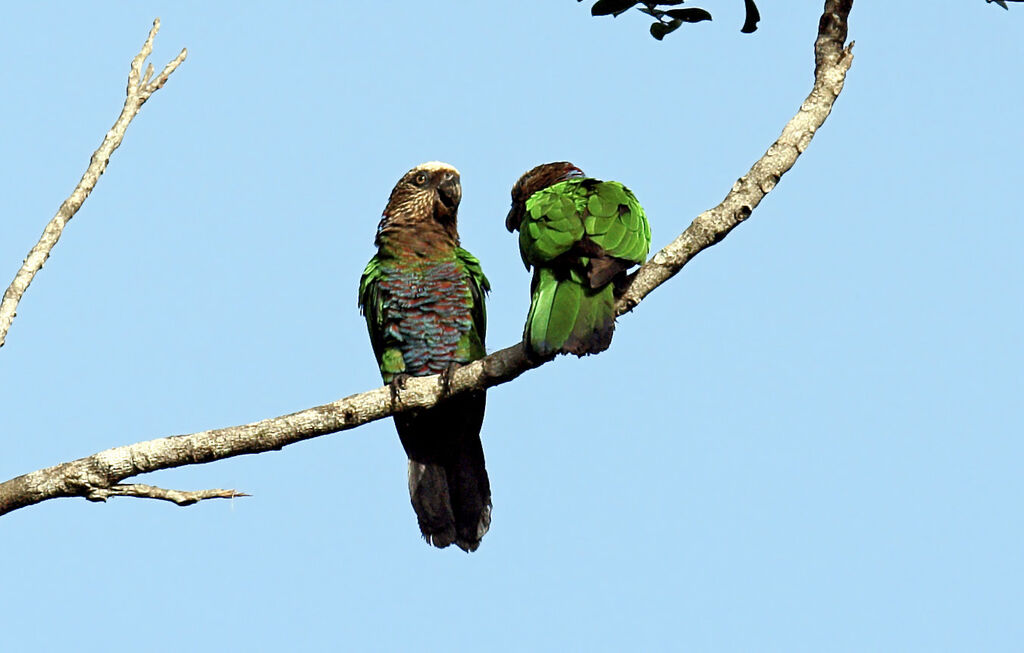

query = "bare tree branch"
[0,18,187,350]
[0,1,854,517]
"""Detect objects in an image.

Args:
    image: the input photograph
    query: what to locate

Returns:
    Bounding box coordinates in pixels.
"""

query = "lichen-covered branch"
[0,18,187,350]
[0,1,854,517]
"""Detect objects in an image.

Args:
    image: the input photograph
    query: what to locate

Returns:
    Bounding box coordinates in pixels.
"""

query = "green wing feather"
[544,273,582,351]
[358,255,405,379]
[584,180,650,264]
[455,247,491,361]
[520,187,585,266]
[358,256,383,359]
[525,267,583,357]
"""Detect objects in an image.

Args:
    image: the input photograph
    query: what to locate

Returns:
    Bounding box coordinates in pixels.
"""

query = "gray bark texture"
[0,1,855,517]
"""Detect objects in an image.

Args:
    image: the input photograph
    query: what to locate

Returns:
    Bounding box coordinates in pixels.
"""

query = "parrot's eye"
[414,172,428,186]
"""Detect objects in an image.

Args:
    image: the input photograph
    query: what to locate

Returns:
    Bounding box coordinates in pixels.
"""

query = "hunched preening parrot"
[358,161,492,552]
[505,161,651,358]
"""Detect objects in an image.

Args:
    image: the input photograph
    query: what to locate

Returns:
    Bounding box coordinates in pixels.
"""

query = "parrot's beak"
[437,176,461,215]
[505,206,521,233]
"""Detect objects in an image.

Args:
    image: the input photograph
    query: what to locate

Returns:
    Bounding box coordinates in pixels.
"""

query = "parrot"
[505,161,651,358]
[358,161,492,552]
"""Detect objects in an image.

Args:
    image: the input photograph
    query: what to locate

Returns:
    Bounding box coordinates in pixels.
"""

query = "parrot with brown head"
[359,162,491,551]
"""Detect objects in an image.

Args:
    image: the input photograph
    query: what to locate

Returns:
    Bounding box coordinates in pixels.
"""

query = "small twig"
[0,18,187,350]
[86,484,247,506]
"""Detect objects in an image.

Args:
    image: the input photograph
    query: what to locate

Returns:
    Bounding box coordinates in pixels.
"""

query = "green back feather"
[521,178,651,267]
[517,177,650,356]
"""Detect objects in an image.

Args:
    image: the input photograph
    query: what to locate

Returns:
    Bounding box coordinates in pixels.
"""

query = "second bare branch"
[0,18,187,350]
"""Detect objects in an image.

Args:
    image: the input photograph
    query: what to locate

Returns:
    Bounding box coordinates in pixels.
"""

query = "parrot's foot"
[439,362,459,398]
[389,373,410,409]
[615,269,638,299]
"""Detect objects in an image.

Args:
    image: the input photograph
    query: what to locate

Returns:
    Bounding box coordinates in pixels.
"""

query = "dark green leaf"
[741,0,761,32]
[591,0,639,16]
[664,7,712,22]
[649,18,683,40]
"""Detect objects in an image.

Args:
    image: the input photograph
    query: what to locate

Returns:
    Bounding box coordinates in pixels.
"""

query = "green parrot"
[359,161,492,552]
[505,161,651,358]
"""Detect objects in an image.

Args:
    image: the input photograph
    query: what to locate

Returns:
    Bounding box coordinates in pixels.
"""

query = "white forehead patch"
[411,161,460,176]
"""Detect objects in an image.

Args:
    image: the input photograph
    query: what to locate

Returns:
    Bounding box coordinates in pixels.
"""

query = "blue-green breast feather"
[358,248,489,383]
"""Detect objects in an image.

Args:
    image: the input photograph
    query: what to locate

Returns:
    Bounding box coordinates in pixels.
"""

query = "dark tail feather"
[406,461,457,548]
[395,391,491,552]
[447,450,491,551]
[526,268,616,358]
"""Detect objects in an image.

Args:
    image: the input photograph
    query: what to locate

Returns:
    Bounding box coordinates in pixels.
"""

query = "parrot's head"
[505,161,584,232]
[378,161,463,246]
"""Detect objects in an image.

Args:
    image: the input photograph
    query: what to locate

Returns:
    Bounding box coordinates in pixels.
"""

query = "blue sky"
[1,2,1022,651]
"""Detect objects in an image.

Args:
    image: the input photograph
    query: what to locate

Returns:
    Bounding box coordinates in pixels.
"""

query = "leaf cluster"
[579,0,760,40]
[987,0,1024,9]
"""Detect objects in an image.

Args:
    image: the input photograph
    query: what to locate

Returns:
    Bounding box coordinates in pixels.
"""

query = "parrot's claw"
[439,363,459,398]
[389,373,410,408]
